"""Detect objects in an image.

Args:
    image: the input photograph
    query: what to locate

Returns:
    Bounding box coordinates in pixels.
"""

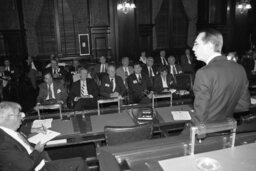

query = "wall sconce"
[237,0,252,13]
[117,0,136,14]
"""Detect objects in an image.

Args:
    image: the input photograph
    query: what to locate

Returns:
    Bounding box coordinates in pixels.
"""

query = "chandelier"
[237,0,252,13]
[117,0,136,14]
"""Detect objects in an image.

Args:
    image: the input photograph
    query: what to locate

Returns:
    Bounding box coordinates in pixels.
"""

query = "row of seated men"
[36,56,187,111]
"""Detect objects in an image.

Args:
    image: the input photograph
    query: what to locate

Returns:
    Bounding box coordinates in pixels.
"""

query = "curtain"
[182,0,198,47]
[22,0,44,56]
[66,0,89,34]
[152,0,163,50]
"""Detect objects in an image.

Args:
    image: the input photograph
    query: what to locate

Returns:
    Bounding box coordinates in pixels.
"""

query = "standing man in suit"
[155,50,168,66]
[167,56,183,81]
[94,56,108,80]
[139,51,147,66]
[25,56,41,90]
[192,29,250,124]
[70,67,98,110]
[0,101,87,171]
[37,72,68,106]
[127,62,153,104]
[116,57,134,86]
[100,65,126,98]
[153,66,175,94]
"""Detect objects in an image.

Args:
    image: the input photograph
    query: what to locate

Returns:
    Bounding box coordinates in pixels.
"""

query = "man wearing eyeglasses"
[0,101,87,171]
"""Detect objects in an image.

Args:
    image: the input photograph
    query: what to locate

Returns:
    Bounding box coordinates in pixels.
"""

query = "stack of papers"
[28,130,60,144]
[172,111,191,120]
[32,119,53,129]
[251,98,256,105]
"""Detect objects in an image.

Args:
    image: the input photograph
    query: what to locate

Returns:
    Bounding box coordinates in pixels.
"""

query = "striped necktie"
[81,81,88,96]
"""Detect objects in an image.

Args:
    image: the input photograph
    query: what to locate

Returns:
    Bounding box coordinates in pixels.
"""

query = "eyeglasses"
[9,112,25,119]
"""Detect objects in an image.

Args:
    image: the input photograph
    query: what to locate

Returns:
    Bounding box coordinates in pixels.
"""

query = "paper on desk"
[28,130,60,144]
[251,98,256,104]
[32,119,53,129]
[171,111,191,120]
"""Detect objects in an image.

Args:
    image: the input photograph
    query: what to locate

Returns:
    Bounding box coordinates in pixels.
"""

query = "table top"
[156,143,256,171]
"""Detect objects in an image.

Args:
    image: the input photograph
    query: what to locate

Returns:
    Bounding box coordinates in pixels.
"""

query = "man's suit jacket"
[0,129,87,171]
[37,81,68,104]
[0,129,45,171]
[127,73,152,97]
[154,57,168,66]
[193,56,250,124]
[94,63,108,73]
[116,66,134,84]
[44,66,66,79]
[70,78,98,101]
[181,54,194,65]
[153,74,175,94]
[100,75,126,98]
[167,64,183,77]
[142,65,158,78]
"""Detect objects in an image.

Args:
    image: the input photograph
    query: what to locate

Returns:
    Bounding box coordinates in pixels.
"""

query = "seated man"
[70,67,98,110]
[45,58,66,80]
[127,62,153,104]
[0,101,87,171]
[142,57,157,89]
[116,56,134,86]
[153,66,175,94]
[155,50,168,66]
[167,55,183,81]
[100,65,126,99]
[180,47,194,73]
[37,72,68,106]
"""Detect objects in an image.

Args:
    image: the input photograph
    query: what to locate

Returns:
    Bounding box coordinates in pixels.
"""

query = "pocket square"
[57,89,61,93]
[105,83,110,87]
[133,80,137,84]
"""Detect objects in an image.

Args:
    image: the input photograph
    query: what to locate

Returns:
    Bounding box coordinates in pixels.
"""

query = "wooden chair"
[36,104,62,119]
[104,123,153,146]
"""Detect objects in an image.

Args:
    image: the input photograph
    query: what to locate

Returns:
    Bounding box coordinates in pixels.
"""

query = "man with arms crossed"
[192,29,250,124]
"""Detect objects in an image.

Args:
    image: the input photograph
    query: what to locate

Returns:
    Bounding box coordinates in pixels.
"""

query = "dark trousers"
[74,98,97,110]
[44,157,87,171]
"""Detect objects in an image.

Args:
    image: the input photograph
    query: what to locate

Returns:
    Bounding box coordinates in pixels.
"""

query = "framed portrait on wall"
[79,34,90,55]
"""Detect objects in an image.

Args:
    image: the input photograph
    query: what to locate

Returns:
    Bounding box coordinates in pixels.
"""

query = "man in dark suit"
[142,57,157,90]
[155,50,168,66]
[37,72,68,106]
[100,65,126,98]
[116,56,134,86]
[44,58,66,81]
[0,101,87,171]
[167,56,183,82]
[70,67,98,110]
[127,62,153,104]
[180,48,195,73]
[192,29,250,124]
[153,66,175,94]
[25,56,42,90]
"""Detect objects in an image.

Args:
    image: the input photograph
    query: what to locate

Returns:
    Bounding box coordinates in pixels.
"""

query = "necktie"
[173,65,177,74]
[102,64,105,73]
[17,132,34,152]
[110,78,114,92]
[81,81,88,96]
[138,75,141,84]
[124,68,128,77]
[48,85,53,99]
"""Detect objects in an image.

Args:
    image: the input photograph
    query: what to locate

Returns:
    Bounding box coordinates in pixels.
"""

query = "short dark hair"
[158,66,168,73]
[199,29,223,53]
[133,62,141,67]
[43,71,52,78]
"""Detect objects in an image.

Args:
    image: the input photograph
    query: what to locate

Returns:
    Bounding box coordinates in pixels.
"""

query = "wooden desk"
[148,143,256,171]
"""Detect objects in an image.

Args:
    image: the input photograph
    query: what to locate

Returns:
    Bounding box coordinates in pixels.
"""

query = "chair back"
[175,73,193,91]
[104,124,153,146]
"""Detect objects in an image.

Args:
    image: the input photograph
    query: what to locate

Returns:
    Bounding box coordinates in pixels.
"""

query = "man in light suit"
[100,65,126,98]
[0,101,87,171]
[192,29,250,124]
[116,57,134,86]
[70,67,98,110]
[37,72,68,106]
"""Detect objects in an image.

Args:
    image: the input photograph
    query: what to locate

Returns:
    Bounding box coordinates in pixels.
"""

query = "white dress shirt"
[100,64,106,73]
[123,67,130,76]
[170,65,177,75]
[161,76,168,88]
[80,80,88,96]
[147,66,155,77]
[110,77,116,92]
[46,83,56,100]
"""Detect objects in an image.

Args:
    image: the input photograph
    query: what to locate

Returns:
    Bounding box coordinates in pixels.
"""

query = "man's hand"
[31,125,47,134]
[110,92,119,98]
[74,97,81,102]
[57,100,64,104]
[35,142,45,153]
[147,91,153,99]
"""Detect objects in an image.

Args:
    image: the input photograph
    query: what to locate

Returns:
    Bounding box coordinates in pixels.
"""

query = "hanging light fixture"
[237,0,252,13]
[117,0,136,14]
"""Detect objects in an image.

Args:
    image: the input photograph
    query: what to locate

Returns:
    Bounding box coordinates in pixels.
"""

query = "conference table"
[26,105,193,148]
[146,142,256,171]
